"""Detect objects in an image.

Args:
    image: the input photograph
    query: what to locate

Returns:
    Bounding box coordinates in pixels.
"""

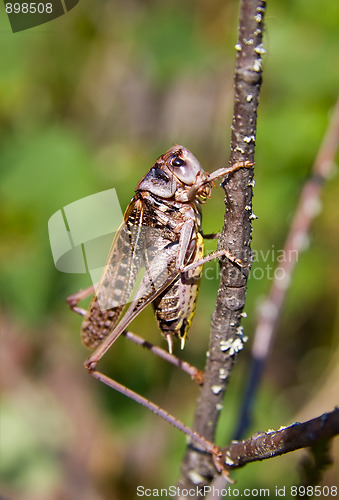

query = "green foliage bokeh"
[0,1,338,499]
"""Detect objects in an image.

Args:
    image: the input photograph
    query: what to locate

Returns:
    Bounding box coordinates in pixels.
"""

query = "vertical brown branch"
[177,0,265,494]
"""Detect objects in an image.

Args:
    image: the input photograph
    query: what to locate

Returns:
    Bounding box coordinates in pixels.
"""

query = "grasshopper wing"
[81,197,145,349]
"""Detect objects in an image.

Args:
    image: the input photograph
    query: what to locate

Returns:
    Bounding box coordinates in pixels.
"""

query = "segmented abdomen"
[153,233,204,348]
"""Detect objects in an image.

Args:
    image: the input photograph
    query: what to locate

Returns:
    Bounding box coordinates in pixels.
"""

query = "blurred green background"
[0,0,338,499]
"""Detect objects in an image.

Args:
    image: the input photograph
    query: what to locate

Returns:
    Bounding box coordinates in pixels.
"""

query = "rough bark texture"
[177,0,265,495]
[222,408,339,468]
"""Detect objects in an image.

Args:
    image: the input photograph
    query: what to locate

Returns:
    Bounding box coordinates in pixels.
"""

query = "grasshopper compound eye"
[166,147,204,186]
[171,157,185,167]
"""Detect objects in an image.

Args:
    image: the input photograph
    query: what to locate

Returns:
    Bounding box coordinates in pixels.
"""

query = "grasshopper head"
[136,145,212,202]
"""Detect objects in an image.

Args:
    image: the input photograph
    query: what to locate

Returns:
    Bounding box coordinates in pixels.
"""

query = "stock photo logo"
[4,0,79,32]
[48,189,124,308]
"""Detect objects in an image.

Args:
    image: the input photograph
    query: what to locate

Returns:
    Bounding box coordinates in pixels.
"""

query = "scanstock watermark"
[48,190,298,311]
[136,485,338,497]
[136,485,271,497]
[3,0,80,33]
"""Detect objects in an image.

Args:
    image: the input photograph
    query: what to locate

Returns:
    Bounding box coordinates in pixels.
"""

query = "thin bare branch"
[222,408,339,469]
[177,0,266,494]
[235,97,339,439]
[205,408,339,500]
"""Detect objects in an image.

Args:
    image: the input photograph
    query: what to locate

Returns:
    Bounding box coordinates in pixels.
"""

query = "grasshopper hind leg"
[86,366,232,483]
[67,284,204,383]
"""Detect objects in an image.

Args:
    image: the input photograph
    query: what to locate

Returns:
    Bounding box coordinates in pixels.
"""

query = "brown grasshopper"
[67,145,251,478]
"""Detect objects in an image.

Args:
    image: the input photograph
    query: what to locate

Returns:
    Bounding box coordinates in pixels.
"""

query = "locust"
[67,145,251,478]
